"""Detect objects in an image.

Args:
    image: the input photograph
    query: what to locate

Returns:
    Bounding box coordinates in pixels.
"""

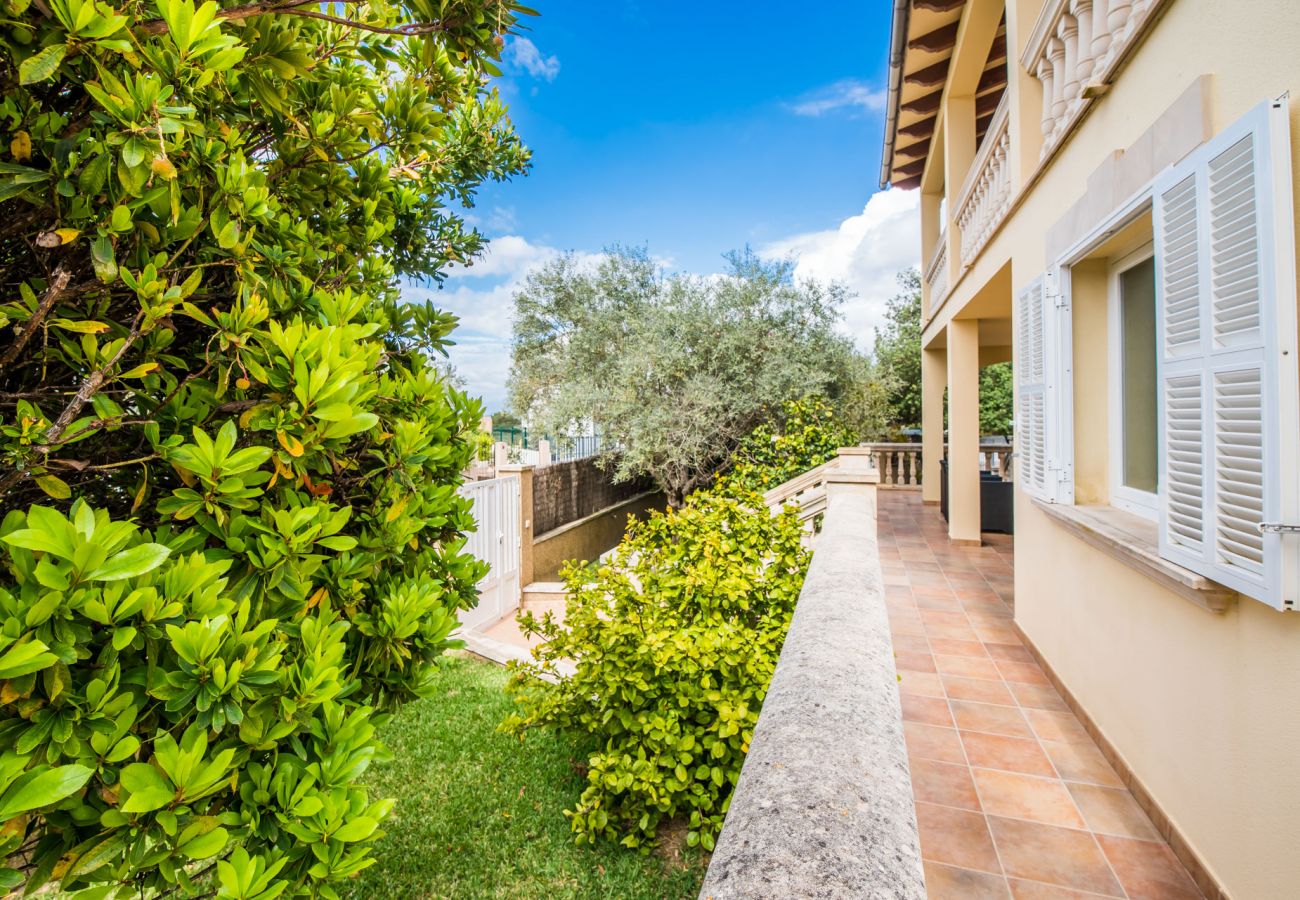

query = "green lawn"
[345,655,707,900]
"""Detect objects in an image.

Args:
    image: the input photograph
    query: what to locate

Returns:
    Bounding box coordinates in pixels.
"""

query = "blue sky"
[411,0,920,411]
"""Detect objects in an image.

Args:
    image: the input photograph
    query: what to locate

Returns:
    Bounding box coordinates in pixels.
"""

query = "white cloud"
[510,37,560,82]
[761,188,920,343]
[789,78,886,118]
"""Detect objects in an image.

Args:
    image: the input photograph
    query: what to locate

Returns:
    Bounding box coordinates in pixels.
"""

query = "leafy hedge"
[716,396,856,495]
[503,492,809,851]
[503,400,850,850]
[0,0,532,896]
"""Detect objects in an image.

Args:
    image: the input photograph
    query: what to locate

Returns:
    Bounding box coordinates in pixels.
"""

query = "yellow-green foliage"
[0,0,534,895]
[716,397,856,495]
[503,489,810,852]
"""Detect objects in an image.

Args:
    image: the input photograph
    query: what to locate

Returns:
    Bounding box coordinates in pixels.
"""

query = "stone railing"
[702,454,926,899]
[865,442,1014,488]
[924,230,950,310]
[955,95,1013,266]
[763,448,880,539]
[1024,0,1168,157]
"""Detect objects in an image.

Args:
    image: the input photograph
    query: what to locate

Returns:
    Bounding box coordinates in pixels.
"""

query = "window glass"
[1120,257,1158,494]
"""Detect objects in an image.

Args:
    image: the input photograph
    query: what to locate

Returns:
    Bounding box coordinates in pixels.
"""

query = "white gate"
[457,474,522,631]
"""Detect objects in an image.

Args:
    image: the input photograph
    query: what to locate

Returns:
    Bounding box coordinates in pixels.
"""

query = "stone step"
[521,581,567,604]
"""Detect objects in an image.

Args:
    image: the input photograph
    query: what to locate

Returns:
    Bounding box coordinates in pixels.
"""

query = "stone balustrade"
[1025,0,1167,157]
[924,229,950,310]
[866,443,1014,488]
[955,96,1013,266]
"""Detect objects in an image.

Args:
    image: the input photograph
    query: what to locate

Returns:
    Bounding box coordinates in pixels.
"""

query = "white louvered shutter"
[1017,274,1074,503]
[1017,277,1048,499]
[1153,97,1300,610]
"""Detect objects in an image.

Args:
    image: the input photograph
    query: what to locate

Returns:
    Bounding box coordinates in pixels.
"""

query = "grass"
[344,655,708,900]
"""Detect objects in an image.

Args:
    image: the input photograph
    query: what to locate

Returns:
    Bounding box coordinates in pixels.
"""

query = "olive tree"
[509,247,879,506]
[0,0,532,895]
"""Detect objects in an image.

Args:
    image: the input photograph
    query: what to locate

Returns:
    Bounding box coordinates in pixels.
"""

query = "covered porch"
[920,261,1016,545]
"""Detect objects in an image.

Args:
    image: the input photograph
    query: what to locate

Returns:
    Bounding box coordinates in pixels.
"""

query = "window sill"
[1032,500,1237,614]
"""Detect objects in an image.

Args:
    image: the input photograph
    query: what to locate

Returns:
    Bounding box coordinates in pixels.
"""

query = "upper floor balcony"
[881,0,1172,322]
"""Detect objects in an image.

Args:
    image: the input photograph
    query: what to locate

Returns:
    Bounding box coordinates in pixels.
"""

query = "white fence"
[456,474,522,631]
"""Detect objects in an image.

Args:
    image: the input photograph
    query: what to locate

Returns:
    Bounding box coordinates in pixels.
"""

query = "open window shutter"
[1017,274,1074,503]
[1153,97,1300,609]
[1017,277,1048,499]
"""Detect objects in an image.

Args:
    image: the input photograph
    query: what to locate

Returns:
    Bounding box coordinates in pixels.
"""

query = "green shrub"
[0,0,532,895]
[717,396,856,495]
[503,491,810,851]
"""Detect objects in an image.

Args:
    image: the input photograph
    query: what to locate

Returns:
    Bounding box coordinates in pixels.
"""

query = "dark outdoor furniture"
[939,459,1014,535]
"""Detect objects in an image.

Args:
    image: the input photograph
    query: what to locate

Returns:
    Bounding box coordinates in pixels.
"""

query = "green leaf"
[0,640,58,678]
[90,236,118,283]
[119,763,174,813]
[34,474,71,499]
[84,543,171,582]
[19,44,66,85]
[331,816,377,843]
[179,826,227,859]
[0,764,92,819]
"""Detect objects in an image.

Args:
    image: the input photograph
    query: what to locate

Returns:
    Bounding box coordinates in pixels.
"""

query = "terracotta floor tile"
[926,621,984,642]
[936,654,1004,681]
[901,693,955,727]
[1096,835,1203,899]
[915,802,1003,874]
[1042,741,1125,787]
[961,732,1056,777]
[895,650,938,674]
[1067,784,1161,841]
[944,674,1018,706]
[911,758,981,811]
[928,637,989,657]
[1009,681,1070,711]
[898,670,947,699]
[905,723,967,764]
[892,633,931,654]
[924,861,1012,899]
[963,599,1015,617]
[921,609,972,629]
[996,659,1052,685]
[987,816,1124,896]
[916,593,964,611]
[972,769,1087,829]
[913,583,959,599]
[1008,879,1114,898]
[890,611,927,636]
[974,623,1023,644]
[985,641,1034,662]
[1022,709,1092,744]
[950,700,1034,738]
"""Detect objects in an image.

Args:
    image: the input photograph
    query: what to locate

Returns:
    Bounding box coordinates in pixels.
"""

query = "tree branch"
[0,266,72,374]
[135,0,456,38]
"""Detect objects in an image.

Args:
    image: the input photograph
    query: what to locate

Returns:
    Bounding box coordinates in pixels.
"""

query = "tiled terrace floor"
[878,491,1203,900]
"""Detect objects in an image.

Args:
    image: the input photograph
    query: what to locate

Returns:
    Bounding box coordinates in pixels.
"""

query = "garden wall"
[532,457,655,536]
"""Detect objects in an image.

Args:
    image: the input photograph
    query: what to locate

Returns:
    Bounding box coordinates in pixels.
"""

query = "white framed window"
[1108,243,1159,519]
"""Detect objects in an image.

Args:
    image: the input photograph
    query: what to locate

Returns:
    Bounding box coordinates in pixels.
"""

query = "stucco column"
[921,345,947,505]
[498,463,535,592]
[947,319,981,545]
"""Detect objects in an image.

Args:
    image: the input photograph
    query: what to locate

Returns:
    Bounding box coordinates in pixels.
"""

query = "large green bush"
[504,492,809,851]
[0,0,532,896]
[716,396,856,496]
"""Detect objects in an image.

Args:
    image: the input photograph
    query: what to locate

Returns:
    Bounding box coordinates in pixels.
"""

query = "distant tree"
[873,269,1016,439]
[509,247,875,506]
[491,410,522,429]
[980,363,1015,437]
[873,269,924,431]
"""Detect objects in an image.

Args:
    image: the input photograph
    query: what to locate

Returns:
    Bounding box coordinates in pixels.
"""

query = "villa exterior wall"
[917,2,1300,896]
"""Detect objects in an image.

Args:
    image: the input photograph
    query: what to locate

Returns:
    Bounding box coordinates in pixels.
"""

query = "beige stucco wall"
[922,1,1300,896]
[532,491,663,581]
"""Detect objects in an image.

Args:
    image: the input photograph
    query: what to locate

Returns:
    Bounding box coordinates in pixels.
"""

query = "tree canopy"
[872,268,1014,437]
[508,247,882,506]
[0,0,532,895]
